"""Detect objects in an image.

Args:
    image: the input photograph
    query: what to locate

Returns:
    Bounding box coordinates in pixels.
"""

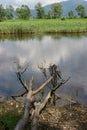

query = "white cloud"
[1,0,67,9]
[17,0,67,8]
[39,0,67,6]
[0,35,87,100]
[1,0,87,9]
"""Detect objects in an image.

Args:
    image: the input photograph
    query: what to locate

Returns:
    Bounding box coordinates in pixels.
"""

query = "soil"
[0,100,87,130]
[39,103,87,130]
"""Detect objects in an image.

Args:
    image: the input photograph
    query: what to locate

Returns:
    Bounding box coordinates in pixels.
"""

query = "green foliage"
[84,15,87,18]
[0,19,87,34]
[16,5,31,19]
[35,2,45,19]
[47,10,53,19]
[61,17,65,20]
[51,3,63,18]
[0,2,87,20]
[0,112,21,130]
[0,4,6,20]
[68,10,74,18]
[6,5,14,19]
[75,4,86,18]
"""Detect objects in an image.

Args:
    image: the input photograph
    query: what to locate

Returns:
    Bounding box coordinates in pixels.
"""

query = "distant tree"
[75,4,86,18]
[51,3,63,18]
[68,10,74,18]
[35,2,45,19]
[16,5,31,19]
[6,5,14,19]
[0,4,6,20]
[47,10,53,19]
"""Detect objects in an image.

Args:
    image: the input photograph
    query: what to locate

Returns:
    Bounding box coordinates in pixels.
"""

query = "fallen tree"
[13,63,75,130]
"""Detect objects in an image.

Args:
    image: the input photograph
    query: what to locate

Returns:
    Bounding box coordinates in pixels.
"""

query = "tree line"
[0,2,87,20]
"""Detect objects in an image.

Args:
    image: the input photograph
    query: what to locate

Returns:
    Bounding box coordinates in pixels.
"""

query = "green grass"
[0,101,24,130]
[0,112,22,130]
[0,18,87,34]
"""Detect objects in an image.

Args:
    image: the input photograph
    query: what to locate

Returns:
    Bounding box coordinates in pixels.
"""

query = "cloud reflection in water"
[0,35,87,105]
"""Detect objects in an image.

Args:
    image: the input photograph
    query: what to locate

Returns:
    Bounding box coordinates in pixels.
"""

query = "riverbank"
[0,19,87,35]
[0,100,87,130]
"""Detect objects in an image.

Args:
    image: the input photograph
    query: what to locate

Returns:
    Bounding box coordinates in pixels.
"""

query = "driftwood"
[14,64,72,130]
[14,64,53,130]
[14,77,34,130]
[31,92,51,130]
[14,75,53,130]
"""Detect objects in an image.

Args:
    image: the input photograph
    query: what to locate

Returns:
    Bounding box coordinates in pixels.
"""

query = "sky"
[0,0,68,9]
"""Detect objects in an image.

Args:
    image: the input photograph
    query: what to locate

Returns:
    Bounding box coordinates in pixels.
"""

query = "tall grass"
[0,19,87,34]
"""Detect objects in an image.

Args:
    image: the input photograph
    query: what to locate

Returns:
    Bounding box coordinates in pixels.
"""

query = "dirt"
[39,103,87,130]
[0,100,87,130]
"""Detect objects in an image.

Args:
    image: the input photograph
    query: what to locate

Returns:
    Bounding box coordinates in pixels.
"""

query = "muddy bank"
[0,100,87,130]
[39,103,87,130]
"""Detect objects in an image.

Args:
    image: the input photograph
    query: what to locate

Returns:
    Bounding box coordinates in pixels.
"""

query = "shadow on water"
[0,33,87,41]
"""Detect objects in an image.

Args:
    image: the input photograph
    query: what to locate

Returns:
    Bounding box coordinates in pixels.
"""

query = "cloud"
[0,35,87,103]
[1,0,67,9]
[18,0,67,8]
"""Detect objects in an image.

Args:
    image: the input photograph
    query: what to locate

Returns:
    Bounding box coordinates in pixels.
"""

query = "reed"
[0,18,87,35]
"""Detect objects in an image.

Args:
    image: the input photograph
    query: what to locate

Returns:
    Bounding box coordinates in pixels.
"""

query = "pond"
[0,34,87,106]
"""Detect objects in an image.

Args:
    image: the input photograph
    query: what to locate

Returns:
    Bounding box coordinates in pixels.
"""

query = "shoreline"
[0,19,87,35]
[0,30,87,35]
[0,100,87,130]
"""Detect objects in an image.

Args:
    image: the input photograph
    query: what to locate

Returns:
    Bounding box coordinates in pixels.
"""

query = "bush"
[61,17,65,20]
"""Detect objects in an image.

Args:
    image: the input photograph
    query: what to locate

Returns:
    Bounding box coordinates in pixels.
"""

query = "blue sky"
[0,0,67,9]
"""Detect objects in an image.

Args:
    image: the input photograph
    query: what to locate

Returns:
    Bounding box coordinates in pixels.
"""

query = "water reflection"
[0,35,87,105]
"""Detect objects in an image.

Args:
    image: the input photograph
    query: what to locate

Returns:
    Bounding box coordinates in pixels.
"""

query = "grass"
[0,112,21,130]
[0,18,87,35]
[0,100,24,130]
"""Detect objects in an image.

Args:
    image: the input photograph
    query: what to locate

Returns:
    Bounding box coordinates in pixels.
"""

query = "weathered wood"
[14,78,34,130]
[14,76,52,130]
[31,92,51,130]
[14,63,70,130]
[33,76,53,95]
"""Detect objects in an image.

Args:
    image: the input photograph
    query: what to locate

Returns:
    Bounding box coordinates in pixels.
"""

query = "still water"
[0,34,87,105]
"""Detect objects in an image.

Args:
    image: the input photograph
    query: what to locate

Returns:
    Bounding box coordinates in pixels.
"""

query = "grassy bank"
[0,19,87,35]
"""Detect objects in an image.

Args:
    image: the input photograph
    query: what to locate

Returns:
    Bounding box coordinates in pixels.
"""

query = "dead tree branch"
[14,63,71,130]
[31,92,51,130]
[14,77,34,130]
[14,74,53,130]
[32,76,53,95]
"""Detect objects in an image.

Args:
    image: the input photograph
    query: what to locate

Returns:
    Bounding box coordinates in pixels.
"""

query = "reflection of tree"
[0,95,5,102]
[0,33,87,41]
[72,86,86,104]
[61,85,86,104]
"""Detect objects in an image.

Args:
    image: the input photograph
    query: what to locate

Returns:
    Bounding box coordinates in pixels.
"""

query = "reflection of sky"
[0,35,87,105]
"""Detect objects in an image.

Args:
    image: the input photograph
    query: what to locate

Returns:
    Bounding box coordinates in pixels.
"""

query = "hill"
[60,0,87,17]
[31,0,87,17]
